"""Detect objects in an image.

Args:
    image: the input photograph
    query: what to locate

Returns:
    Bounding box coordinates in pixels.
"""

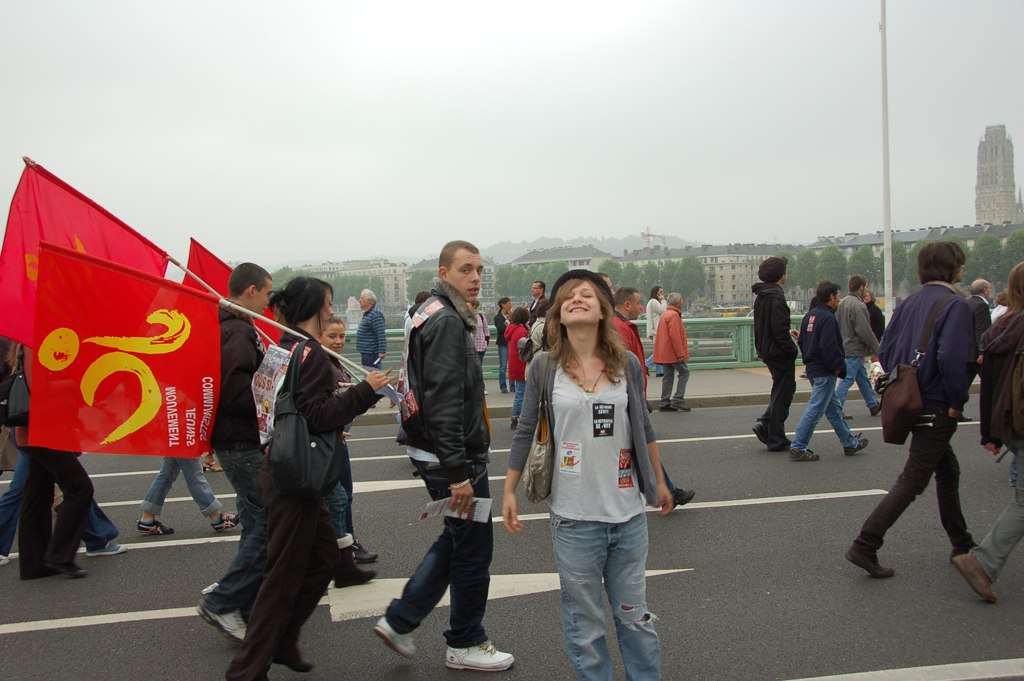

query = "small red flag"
[184,238,276,345]
[0,159,169,345]
[29,242,221,457]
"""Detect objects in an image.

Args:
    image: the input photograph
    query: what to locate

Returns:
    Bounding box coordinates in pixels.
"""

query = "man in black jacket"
[493,297,511,393]
[375,241,514,672]
[751,257,798,451]
[198,263,272,643]
[788,281,868,461]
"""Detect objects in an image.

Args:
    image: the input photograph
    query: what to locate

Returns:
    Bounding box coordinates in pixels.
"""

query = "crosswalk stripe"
[782,657,1024,681]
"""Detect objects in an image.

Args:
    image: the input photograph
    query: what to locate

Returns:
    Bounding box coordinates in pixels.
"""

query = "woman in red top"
[504,306,530,429]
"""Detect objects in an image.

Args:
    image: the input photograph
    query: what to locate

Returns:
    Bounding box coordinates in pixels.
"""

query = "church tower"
[976,125,1017,224]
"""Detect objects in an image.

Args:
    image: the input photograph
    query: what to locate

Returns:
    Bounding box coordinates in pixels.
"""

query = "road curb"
[353,384,980,426]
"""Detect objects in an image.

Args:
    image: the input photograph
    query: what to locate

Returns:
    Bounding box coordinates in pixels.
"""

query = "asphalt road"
[0,403,1021,681]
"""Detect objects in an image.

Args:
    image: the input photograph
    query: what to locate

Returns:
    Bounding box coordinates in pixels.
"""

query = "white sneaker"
[0,554,9,566]
[446,641,515,671]
[197,602,246,644]
[374,616,416,659]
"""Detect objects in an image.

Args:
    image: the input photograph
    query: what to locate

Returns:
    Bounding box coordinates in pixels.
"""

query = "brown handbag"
[875,292,953,444]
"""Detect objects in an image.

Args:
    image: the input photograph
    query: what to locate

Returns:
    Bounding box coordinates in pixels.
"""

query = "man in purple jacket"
[788,281,869,462]
[846,242,976,578]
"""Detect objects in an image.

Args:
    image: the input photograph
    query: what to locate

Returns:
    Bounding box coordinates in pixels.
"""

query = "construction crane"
[640,226,666,250]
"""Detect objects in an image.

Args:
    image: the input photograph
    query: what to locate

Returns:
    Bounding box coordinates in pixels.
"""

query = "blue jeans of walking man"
[203,448,267,619]
[497,346,509,392]
[836,357,878,410]
[384,460,492,648]
[140,456,222,517]
[791,375,859,452]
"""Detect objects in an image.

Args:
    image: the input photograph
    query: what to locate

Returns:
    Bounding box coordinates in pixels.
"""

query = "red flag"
[0,158,169,345]
[184,238,277,345]
[29,242,220,457]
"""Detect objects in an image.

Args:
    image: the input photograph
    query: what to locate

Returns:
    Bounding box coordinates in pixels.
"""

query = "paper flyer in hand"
[419,497,493,523]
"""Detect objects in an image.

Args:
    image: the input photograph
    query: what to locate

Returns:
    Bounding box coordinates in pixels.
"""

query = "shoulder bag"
[523,353,554,503]
[874,292,953,445]
[0,347,30,428]
[267,340,344,498]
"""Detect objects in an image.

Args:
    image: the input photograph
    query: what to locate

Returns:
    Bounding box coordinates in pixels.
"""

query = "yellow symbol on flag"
[25,234,87,281]
[40,309,190,444]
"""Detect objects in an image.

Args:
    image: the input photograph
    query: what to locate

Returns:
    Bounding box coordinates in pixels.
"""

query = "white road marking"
[783,657,1024,681]
[0,469,162,485]
[0,570,690,634]
[497,489,889,524]
[327,570,690,622]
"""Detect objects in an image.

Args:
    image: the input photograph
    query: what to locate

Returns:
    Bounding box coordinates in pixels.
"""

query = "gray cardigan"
[508,352,660,505]
[836,293,879,358]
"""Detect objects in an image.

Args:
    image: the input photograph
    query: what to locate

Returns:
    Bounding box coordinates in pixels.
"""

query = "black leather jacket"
[404,283,490,484]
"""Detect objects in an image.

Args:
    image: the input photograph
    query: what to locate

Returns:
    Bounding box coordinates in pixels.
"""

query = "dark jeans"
[965,361,980,404]
[497,345,509,392]
[757,359,796,450]
[226,463,338,681]
[361,352,382,371]
[205,448,267,619]
[659,361,690,408]
[324,438,354,538]
[17,438,93,579]
[852,410,974,556]
[385,460,493,649]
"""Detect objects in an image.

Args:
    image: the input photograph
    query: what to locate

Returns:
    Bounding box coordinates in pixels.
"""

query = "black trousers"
[225,463,339,681]
[965,361,981,403]
[852,410,974,555]
[758,359,796,450]
[18,442,93,579]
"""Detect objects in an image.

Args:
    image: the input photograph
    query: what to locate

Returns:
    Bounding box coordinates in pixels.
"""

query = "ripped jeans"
[550,511,660,681]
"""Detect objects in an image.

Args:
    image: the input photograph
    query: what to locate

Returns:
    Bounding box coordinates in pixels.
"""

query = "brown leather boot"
[334,546,376,588]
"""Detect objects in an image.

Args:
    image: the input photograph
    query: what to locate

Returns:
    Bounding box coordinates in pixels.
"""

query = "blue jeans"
[550,511,660,681]
[204,448,267,618]
[511,380,526,418]
[791,375,858,451]
[140,456,222,517]
[385,460,492,648]
[361,353,382,371]
[0,451,119,556]
[836,357,878,409]
[324,439,354,538]
[645,353,663,376]
[497,346,509,392]
[1010,456,1018,486]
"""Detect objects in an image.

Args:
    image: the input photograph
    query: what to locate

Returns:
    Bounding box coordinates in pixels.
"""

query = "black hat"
[548,269,615,311]
[758,256,788,283]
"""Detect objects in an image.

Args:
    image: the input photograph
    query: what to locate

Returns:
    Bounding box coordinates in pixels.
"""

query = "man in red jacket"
[613,287,696,507]
[653,293,691,412]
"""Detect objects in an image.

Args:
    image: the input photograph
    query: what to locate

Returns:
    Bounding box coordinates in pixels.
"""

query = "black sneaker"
[676,403,692,412]
[672,488,696,507]
[353,539,379,564]
[844,435,869,456]
[752,424,768,445]
[789,448,819,462]
[658,405,679,412]
[842,413,853,420]
[137,519,175,535]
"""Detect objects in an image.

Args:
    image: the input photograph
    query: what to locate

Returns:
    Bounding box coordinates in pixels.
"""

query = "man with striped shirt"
[357,289,388,370]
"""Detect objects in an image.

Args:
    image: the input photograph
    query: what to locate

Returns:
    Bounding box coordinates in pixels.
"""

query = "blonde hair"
[546,278,628,383]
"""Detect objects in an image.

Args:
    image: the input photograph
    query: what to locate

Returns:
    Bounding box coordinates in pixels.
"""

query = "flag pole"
[880,0,894,322]
[165,256,371,378]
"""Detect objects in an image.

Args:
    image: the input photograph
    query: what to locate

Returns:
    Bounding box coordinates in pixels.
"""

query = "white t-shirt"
[548,368,645,523]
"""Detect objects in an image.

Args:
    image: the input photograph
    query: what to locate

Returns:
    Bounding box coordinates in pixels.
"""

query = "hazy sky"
[2,1,1021,267]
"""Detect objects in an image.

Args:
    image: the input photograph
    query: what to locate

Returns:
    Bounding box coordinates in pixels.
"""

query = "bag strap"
[15,346,24,374]
[913,292,954,365]
[283,339,310,396]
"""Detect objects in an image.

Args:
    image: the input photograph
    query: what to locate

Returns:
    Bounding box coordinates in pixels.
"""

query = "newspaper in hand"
[252,344,295,445]
[419,497,492,523]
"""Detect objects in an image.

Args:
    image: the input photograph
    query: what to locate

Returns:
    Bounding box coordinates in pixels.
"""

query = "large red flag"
[29,242,221,457]
[183,238,277,345]
[0,158,169,345]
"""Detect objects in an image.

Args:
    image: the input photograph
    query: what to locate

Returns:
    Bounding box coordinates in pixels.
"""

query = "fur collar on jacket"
[435,277,478,333]
[221,306,256,326]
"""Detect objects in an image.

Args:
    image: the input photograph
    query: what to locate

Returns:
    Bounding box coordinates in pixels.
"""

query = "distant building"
[813,223,1024,259]
[298,258,410,309]
[976,125,1019,225]
[508,245,614,272]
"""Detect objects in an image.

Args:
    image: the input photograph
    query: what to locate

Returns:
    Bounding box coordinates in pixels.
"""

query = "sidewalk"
[355,366,975,426]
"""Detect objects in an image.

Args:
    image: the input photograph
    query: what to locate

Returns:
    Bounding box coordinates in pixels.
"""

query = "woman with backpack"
[952,261,1024,603]
[505,306,530,429]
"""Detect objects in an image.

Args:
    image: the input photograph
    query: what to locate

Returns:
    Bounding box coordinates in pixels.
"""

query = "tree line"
[269,266,384,309]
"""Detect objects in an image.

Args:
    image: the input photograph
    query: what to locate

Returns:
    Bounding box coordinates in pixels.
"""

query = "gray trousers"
[659,361,690,408]
[972,448,1024,583]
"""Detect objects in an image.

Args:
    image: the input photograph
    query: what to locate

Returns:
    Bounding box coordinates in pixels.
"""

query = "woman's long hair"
[649,285,662,302]
[546,278,628,383]
[996,262,1024,328]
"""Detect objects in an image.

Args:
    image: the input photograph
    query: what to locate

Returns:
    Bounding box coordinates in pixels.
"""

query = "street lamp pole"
[881,0,894,318]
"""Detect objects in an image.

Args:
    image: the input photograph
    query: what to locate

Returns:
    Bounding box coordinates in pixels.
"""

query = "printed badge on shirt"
[559,441,582,476]
[618,449,634,488]
[592,403,614,437]
[806,315,815,333]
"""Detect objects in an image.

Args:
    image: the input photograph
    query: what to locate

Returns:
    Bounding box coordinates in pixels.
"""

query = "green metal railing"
[340,316,804,379]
